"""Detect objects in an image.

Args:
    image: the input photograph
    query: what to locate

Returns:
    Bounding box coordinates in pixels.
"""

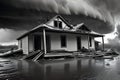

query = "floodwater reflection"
[0,56,120,80]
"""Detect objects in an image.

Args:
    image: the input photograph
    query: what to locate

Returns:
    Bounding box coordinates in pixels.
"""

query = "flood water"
[0,56,120,80]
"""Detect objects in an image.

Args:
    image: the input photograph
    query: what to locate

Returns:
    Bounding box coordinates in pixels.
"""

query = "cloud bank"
[0,0,120,47]
[0,0,116,32]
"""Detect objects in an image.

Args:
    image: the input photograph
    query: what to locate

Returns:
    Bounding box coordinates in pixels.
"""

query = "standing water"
[0,56,120,80]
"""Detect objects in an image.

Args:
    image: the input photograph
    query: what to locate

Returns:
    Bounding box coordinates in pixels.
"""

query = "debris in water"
[0,64,3,67]
[106,63,110,66]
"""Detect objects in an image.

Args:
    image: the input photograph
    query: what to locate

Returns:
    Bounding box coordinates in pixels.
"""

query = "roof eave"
[17,26,47,40]
[17,28,104,40]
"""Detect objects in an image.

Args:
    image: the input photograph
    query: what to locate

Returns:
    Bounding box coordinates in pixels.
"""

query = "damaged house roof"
[17,15,104,40]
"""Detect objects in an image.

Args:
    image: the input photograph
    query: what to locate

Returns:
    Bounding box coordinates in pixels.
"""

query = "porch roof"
[17,24,104,40]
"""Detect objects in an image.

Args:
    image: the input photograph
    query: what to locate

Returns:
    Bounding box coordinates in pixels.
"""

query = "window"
[54,20,58,27]
[61,35,67,47]
[89,37,92,47]
[58,21,62,29]
[54,20,62,29]
[20,40,22,48]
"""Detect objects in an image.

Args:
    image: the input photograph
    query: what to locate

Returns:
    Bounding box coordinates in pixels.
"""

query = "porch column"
[102,36,104,51]
[43,28,47,54]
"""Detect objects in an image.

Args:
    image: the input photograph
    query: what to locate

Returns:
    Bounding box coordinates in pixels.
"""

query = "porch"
[27,28,104,55]
[35,28,105,54]
[23,49,105,61]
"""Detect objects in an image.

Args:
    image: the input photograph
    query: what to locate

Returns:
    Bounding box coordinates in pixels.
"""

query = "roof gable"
[46,15,73,30]
[79,25,91,32]
[74,23,91,32]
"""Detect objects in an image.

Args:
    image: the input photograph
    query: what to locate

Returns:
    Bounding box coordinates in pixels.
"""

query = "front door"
[46,35,51,52]
[34,35,41,50]
[77,37,81,51]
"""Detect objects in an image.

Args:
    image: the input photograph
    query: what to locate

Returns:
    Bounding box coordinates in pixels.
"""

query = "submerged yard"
[0,55,119,80]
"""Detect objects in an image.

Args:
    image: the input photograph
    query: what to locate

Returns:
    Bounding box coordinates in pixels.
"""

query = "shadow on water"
[0,56,120,80]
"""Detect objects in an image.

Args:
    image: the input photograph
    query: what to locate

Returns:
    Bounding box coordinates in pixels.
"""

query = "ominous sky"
[0,0,120,48]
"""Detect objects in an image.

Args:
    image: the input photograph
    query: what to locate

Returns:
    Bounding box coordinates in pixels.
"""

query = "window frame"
[61,35,67,48]
[54,20,58,27]
[54,20,62,29]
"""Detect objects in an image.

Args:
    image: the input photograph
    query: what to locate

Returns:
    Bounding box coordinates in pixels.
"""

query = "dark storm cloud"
[88,0,120,15]
[89,0,120,26]
[0,0,115,34]
[0,0,120,45]
[0,0,101,15]
[0,13,114,34]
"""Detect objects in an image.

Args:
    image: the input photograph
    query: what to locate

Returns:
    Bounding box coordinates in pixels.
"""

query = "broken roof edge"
[17,26,104,40]
[90,31,104,37]
[17,24,48,40]
[73,23,92,32]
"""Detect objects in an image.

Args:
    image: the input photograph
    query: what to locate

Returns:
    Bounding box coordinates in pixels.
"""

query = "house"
[17,15,104,55]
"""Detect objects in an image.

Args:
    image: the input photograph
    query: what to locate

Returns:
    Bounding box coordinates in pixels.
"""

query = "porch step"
[32,51,44,61]
[22,50,41,60]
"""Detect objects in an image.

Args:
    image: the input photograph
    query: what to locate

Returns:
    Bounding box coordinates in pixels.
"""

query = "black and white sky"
[0,0,120,48]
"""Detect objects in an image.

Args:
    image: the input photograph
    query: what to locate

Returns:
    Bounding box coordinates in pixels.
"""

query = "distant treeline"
[0,45,18,53]
[0,45,18,49]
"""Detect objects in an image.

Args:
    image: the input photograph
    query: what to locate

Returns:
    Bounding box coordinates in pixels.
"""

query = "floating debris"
[0,64,3,67]
[106,63,110,66]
